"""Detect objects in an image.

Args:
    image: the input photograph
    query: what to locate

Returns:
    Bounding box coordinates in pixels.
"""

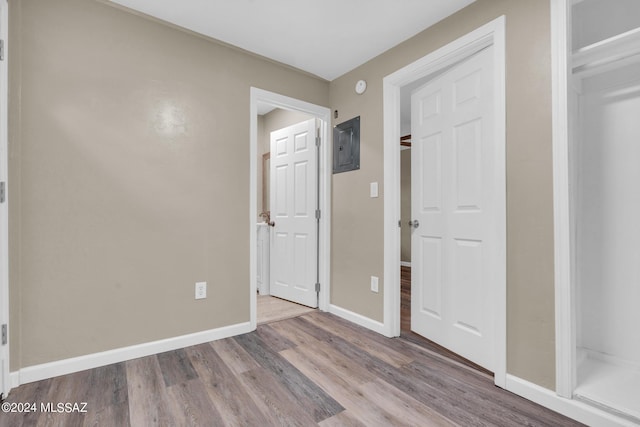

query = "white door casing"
[269,119,318,308]
[249,88,331,331]
[0,0,8,398]
[410,46,497,371]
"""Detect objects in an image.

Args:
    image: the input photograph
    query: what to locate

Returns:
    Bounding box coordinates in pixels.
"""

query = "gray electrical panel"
[333,116,360,174]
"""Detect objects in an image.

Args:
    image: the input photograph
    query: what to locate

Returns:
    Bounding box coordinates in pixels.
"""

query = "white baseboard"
[11,321,252,388]
[9,371,19,390]
[400,261,411,267]
[505,374,637,427]
[328,304,386,335]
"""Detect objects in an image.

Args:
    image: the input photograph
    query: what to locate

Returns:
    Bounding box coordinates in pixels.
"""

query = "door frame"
[550,0,574,399]
[249,88,331,330]
[382,16,506,387]
[0,0,9,398]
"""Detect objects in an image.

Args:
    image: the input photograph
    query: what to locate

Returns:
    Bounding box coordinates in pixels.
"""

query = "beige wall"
[8,0,328,370]
[400,149,411,263]
[329,0,556,389]
[8,0,557,391]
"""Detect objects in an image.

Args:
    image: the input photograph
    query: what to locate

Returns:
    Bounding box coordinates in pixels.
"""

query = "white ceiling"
[109,0,476,81]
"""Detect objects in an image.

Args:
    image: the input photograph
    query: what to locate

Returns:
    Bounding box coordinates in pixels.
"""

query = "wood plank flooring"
[401,265,411,332]
[1,310,583,426]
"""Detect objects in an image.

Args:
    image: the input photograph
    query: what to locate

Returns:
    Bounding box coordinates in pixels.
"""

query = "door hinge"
[315,209,321,220]
[0,182,5,203]
[398,220,401,227]
[0,40,4,61]
[315,283,320,293]
[315,135,321,147]
[1,324,6,346]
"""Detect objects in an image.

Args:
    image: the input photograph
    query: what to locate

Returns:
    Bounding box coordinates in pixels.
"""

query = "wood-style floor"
[2,310,582,426]
[401,265,411,332]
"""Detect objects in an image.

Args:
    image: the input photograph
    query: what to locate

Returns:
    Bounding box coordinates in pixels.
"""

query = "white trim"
[0,0,9,399]
[382,72,402,339]
[505,375,638,427]
[550,0,575,399]
[328,304,387,336]
[572,27,640,77]
[400,261,411,268]
[12,321,251,386]
[249,88,332,329]
[9,371,18,389]
[491,21,507,390]
[382,16,507,387]
[318,113,332,312]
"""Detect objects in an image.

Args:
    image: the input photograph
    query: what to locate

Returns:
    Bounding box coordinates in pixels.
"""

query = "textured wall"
[8,0,328,369]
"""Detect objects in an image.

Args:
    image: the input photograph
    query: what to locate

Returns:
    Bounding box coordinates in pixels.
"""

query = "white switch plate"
[371,276,379,293]
[195,282,207,300]
[370,182,379,198]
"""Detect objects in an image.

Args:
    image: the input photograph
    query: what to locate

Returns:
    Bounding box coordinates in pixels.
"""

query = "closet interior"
[570,0,640,421]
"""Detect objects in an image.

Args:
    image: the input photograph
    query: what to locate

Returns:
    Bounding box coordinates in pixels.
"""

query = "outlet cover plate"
[195,282,207,300]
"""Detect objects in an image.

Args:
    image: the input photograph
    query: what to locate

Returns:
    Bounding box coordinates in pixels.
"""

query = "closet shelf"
[572,26,640,77]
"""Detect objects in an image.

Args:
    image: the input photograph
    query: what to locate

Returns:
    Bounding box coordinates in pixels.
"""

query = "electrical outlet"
[195,282,207,300]
[371,276,379,293]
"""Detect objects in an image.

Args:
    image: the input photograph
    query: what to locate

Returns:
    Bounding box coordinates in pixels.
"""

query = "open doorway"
[383,16,506,387]
[256,109,318,324]
[249,88,331,330]
[400,142,411,333]
[397,69,447,336]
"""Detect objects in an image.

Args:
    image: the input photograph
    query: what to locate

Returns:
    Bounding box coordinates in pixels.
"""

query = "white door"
[270,119,318,308]
[411,46,498,371]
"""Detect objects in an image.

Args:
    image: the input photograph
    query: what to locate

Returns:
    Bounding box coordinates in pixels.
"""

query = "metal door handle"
[408,220,419,229]
[268,221,275,227]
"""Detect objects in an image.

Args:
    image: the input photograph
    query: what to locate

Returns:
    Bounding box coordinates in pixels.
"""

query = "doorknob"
[408,220,419,229]
[268,221,275,227]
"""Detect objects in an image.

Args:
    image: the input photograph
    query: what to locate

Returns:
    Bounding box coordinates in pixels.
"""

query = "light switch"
[370,182,379,198]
